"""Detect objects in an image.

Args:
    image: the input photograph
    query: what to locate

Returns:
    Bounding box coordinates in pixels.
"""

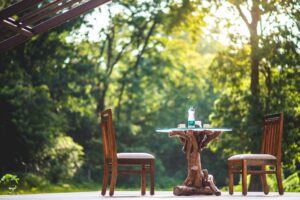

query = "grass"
[0,182,174,195]
[0,182,100,195]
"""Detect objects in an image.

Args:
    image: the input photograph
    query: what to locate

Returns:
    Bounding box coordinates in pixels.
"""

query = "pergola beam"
[0,0,112,52]
[1,18,33,37]
[0,34,28,51]
[0,0,43,21]
[22,0,83,26]
[34,0,111,34]
[17,0,65,24]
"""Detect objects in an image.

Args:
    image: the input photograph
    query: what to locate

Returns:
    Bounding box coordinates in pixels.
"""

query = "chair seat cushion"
[117,152,155,159]
[228,154,277,161]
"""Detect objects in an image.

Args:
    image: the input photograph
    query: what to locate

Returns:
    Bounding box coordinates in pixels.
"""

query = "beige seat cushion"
[117,152,155,159]
[228,154,277,161]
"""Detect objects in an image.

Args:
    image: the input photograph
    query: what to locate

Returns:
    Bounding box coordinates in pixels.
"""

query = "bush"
[0,174,19,194]
[21,173,49,189]
[39,135,84,183]
[284,172,300,192]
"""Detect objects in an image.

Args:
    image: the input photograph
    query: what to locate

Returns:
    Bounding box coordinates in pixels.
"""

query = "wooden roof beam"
[0,0,43,21]
[33,0,111,34]
[22,0,82,26]
[0,34,28,51]
[17,0,65,24]
[0,18,33,37]
[0,0,111,52]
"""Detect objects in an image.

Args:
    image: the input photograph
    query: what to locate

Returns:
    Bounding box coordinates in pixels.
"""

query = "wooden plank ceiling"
[0,0,111,52]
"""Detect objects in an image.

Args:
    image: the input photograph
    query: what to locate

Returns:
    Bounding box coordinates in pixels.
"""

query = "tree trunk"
[97,82,108,113]
[248,1,263,191]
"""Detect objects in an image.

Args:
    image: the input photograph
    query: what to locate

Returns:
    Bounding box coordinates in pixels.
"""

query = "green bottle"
[187,107,195,128]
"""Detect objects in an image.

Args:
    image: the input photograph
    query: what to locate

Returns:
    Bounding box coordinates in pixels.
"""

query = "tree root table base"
[173,169,221,196]
[169,130,222,196]
[174,186,219,196]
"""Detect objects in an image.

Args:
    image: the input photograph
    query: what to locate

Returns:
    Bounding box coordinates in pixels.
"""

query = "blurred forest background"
[0,0,299,194]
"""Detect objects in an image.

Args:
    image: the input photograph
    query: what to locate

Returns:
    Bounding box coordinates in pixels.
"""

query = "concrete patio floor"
[1,191,300,200]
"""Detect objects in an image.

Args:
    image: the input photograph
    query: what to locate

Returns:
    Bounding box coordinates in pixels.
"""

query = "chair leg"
[261,166,269,195]
[109,165,118,196]
[228,161,234,195]
[141,164,146,195]
[242,160,247,196]
[276,164,284,195]
[101,163,109,196]
[150,160,155,195]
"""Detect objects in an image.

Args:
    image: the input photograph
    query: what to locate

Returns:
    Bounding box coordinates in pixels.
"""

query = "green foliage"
[39,135,84,183]
[0,174,19,194]
[208,46,252,155]
[283,172,300,192]
[21,173,49,189]
[0,0,91,184]
[0,69,66,172]
[254,171,300,192]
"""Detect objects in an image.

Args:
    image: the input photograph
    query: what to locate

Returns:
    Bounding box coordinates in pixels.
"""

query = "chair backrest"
[101,108,117,164]
[261,112,284,162]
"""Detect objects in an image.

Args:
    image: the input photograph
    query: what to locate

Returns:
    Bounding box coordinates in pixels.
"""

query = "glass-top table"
[156,127,232,196]
[156,128,232,132]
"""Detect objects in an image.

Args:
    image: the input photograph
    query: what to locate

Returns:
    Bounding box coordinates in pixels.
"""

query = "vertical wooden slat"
[274,120,277,155]
[109,109,117,161]
[270,121,273,154]
[105,120,111,159]
[269,120,274,155]
[242,160,247,196]
[268,120,275,154]
[101,117,109,160]
[274,121,280,156]
[274,120,278,155]
[261,121,267,153]
[265,122,270,154]
[277,113,284,163]
[266,122,270,154]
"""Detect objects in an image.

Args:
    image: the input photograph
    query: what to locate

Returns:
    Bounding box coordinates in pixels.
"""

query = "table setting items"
[177,106,206,129]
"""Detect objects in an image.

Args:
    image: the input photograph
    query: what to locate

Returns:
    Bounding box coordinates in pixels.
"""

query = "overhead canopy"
[0,0,111,52]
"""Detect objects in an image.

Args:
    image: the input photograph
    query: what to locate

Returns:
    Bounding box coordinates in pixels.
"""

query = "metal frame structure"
[0,0,111,52]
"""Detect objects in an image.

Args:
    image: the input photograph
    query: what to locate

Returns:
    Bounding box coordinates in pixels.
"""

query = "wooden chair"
[228,112,284,195]
[100,108,155,196]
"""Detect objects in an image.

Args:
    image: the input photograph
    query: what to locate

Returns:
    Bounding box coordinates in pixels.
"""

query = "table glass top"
[156,128,232,133]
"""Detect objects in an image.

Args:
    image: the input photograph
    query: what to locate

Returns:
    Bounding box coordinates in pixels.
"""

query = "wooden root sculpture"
[169,130,222,196]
